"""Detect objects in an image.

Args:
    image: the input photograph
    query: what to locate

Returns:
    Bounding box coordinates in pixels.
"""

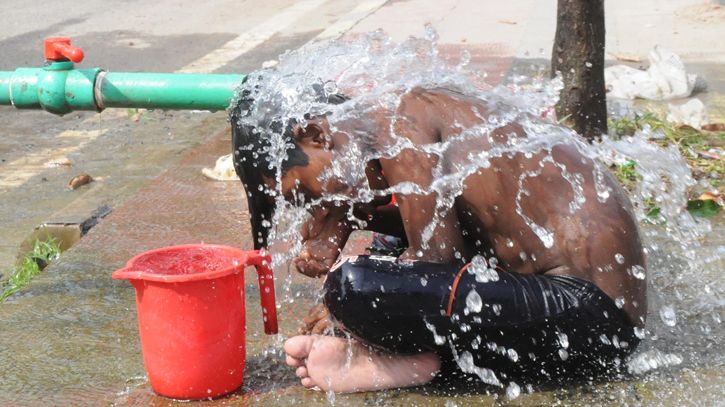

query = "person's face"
[264,118,338,208]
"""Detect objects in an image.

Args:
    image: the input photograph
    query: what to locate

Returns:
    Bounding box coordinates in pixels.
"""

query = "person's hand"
[295,241,339,277]
[294,206,351,277]
[298,303,330,335]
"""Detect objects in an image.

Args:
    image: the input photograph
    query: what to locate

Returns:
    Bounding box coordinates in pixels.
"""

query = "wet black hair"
[231,82,349,249]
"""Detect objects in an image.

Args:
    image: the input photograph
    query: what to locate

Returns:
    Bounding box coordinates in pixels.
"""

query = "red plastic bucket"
[112,244,277,400]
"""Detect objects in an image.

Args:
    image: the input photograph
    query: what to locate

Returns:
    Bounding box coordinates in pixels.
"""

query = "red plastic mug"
[112,244,277,400]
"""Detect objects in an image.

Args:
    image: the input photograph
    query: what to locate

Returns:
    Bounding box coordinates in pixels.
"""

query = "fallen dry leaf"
[698,192,720,201]
[680,124,722,136]
[44,157,72,167]
[702,123,725,132]
[607,51,642,63]
[131,113,141,122]
[68,174,93,190]
[693,149,723,160]
[498,20,517,25]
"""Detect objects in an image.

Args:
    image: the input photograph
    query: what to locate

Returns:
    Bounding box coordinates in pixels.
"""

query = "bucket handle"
[247,250,278,335]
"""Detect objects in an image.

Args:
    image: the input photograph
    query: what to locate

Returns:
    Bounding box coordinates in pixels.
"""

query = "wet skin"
[281,87,646,328]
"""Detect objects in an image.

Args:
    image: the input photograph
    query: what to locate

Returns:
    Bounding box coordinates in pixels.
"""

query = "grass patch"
[1,236,62,303]
[609,112,725,218]
[611,159,641,191]
[609,112,725,189]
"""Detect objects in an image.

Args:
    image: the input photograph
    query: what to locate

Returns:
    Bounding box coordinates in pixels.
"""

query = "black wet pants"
[323,255,640,382]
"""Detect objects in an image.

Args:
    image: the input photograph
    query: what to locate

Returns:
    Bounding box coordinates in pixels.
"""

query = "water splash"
[464,289,483,314]
[231,27,725,392]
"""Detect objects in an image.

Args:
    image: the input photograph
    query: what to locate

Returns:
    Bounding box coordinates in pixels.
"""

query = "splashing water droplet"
[615,253,625,264]
[630,265,646,280]
[469,255,499,283]
[459,50,471,67]
[420,277,428,286]
[615,297,626,308]
[506,238,514,248]
[470,255,487,271]
[634,327,646,339]
[322,80,338,95]
[557,332,569,349]
[466,289,483,313]
[506,382,521,399]
[488,257,499,268]
[325,389,336,405]
[453,350,501,386]
[660,305,677,327]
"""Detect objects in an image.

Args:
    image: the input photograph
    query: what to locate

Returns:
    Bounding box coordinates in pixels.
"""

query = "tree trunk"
[551,0,608,142]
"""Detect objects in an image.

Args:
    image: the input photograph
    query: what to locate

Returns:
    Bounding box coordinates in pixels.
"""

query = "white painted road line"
[0,0,391,192]
[0,129,100,193]
[308,0,390,45]
[177,0,332,74]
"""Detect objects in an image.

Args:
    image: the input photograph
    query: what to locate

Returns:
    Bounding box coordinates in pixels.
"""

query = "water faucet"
[0,37,246,116]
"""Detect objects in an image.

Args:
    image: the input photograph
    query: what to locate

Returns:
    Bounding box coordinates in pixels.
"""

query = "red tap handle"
[44,37,85,63]
[247,250,278,335]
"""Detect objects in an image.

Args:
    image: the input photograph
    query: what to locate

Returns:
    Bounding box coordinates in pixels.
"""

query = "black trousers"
[324,255,639,383]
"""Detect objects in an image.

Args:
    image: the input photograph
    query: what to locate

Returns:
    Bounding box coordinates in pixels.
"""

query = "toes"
[284,335,316,359]
[296,366,309,378]
[300,377,317,388]
[286,355,305,367]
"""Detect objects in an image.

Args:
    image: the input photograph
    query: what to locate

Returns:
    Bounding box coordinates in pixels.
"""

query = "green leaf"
[686,199,723,218]
[646,205,661,218]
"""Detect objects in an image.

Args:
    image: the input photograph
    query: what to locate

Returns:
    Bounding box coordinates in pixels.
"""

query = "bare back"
[376,88,646,326]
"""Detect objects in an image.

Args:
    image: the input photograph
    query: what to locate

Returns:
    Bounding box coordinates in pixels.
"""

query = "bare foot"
[284,335,440,393]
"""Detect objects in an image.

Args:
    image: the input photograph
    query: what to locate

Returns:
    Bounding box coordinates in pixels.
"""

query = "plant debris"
[44,157,72,167]
[687,199,723,218]
[609,112,725,218]
[1,236,61,303]
[607,51,641,63]
[68,174,93,190]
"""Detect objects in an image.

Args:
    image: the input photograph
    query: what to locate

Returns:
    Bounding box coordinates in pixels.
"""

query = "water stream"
[230,27,725,404]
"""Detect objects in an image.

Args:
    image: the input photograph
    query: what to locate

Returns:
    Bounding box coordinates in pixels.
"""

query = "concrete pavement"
[1,0,724,406]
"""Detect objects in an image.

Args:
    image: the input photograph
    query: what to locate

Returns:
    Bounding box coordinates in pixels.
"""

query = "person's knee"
[323,257,371,322]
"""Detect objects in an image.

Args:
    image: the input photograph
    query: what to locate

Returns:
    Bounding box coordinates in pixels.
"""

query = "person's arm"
[378,116,466,263]
[352,202,406,238]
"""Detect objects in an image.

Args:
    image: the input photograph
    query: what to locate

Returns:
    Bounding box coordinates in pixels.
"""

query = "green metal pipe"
[0,64,247,116]
[0,71,11,104]
[99,72,246,111]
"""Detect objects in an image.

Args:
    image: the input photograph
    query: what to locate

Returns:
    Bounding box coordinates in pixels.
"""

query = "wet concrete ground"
[0,107,228,270]
[3,119,725,407]
[3,0,725,406]
[2,90,725,407]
